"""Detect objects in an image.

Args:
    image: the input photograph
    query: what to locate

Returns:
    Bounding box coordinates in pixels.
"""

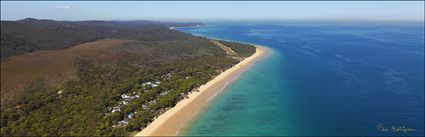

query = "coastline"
[169,25,203,30]
[135,46,266,136]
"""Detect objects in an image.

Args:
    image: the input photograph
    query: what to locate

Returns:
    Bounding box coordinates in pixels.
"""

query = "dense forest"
[0,18,255,136]
[1,18,203,60]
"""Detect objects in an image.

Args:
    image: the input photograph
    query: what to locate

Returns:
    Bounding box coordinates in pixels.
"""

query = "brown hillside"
[0,37,229,106]
[1,39,140,105]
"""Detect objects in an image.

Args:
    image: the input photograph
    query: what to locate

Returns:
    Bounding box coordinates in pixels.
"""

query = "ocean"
[176,22,424,136]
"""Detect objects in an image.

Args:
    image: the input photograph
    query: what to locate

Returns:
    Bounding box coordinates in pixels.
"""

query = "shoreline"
[169,25,204,30]
[135,46,266,136]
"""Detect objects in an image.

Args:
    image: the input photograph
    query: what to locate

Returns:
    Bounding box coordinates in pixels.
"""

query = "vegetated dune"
[1,39,144,105]
[0,18,202,59]
[0,37,233,106]
[1,39,209,105]
[0,18,256,136]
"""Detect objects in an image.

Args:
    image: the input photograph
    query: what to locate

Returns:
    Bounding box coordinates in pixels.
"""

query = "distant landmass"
[1,18,203,59]
[0,18,255,136]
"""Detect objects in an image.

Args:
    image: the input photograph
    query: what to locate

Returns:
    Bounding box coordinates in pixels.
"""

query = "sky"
[1,1,424,22]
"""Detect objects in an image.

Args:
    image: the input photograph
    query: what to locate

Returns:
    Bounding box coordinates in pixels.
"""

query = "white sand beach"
[135,46,266,136]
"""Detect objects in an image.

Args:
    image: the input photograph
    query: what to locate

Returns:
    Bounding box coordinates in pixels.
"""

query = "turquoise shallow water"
[177,22,424,136]
[183,49,296,136]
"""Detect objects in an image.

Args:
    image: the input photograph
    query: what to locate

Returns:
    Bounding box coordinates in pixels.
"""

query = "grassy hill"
[0,18,254,136]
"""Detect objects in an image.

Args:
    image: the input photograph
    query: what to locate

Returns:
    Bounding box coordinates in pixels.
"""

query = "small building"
[121,101,128,105]
[113,120,129,128]
[128,113,134,119]
[121,94,131,99]
[118,120,128,126]
[142,80,161,88]
[160,91,169,96]
[149,100,156,104]
[112,108,121,113]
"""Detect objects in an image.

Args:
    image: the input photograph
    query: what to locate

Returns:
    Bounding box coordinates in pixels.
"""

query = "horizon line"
[1,17,424,23]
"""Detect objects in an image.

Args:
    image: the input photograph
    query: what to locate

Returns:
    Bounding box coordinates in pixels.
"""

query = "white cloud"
[55,5,71,10]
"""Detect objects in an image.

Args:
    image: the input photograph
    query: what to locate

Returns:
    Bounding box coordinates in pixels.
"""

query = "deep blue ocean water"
[176,22,424,136]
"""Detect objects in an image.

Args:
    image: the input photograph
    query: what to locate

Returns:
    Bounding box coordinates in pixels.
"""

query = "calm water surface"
[176,22,424,136]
